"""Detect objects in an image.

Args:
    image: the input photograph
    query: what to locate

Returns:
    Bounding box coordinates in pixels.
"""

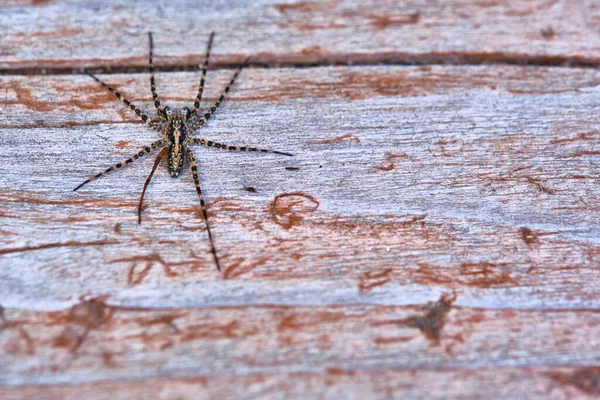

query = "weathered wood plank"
[1,65,599,311]
[1,0,600,72]
[1,301,600,396]
[1,367,598,400]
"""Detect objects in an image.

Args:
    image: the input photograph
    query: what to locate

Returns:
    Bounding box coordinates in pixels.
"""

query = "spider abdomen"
[167,143,185,177]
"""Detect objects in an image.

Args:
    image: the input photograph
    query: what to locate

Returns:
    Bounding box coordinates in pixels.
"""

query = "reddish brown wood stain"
[459,262,517,288]
[109,254,205,286]
[414,261,518,289]
[52,298,113,352]
[548,368,600,396]
[0,306,35,355]
[270,192,320,229]
[274,1,327,14]
[519,227,541,247]
[366,12,420,29]
[358,268,393,293]
[307,133,360,145]
[223,256,270,279]
[0,81,116,112]
[373,152,410,172]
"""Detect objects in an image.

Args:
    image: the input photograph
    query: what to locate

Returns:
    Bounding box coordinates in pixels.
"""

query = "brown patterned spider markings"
[74,33,293,271]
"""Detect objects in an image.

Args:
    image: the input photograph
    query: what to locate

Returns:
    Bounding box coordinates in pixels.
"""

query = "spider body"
[163,106,192,177]
[74,33,293,272]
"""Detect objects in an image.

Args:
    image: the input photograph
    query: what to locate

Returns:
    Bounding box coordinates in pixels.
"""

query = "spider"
[74,32,293,272]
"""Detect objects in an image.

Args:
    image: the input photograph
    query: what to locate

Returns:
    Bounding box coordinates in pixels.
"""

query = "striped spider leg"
[74,32,293,272]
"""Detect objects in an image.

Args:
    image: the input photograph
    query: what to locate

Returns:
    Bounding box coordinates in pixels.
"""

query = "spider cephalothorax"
[74,32,293,272]
[163,106,192,177]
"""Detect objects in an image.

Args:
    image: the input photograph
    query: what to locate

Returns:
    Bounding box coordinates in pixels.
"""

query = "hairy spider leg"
[73,139,165,191]
[148,32,165,120]
[185,146,221,271]
[138,147,169,223]
[191,138,293,156]
[192,57,251,131]
[190,32,215,117]
[86,71,160,130]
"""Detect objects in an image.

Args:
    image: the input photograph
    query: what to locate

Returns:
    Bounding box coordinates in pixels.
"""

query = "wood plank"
[1,0,600,72]
[1,301,600,396]
[2,368,598,400]
[1,65,599,311]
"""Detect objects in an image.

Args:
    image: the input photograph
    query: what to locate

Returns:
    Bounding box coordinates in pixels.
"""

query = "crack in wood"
[2,51,600,76]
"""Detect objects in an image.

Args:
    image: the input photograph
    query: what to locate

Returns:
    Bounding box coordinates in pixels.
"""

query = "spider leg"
[86,71,160,130]
[191,138,293,156]
[74,139,165,191]
[185,145,221,271]
[138,147,168,224]
[190,32,215,118]
[148,32,165,120]
[192,56,251,131]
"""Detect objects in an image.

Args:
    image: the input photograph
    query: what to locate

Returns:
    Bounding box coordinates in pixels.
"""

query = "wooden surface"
[1,1,600,399]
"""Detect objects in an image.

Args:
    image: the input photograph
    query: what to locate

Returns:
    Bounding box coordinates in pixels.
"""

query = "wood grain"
[1,302,600,392]
[1,0,600,72]
[2,1,600,398]
[1,65,599,310]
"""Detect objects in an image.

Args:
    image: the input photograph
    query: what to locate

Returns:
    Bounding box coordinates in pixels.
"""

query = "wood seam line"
[2,52,600,76]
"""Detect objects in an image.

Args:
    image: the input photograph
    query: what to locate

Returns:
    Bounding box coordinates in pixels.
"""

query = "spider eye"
[163,106,172,117]
[181,107,191,120]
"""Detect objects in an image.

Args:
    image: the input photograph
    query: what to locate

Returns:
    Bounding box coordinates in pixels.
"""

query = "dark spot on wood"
[270,192,319,229]
[102,351,115,366]
[548,367,600,396]
[519,227,540,247]
[69,299,110,329]
[541,27,555,40]
[404,293,456,345]
[243,185,257,193]
[285,166,300,171]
